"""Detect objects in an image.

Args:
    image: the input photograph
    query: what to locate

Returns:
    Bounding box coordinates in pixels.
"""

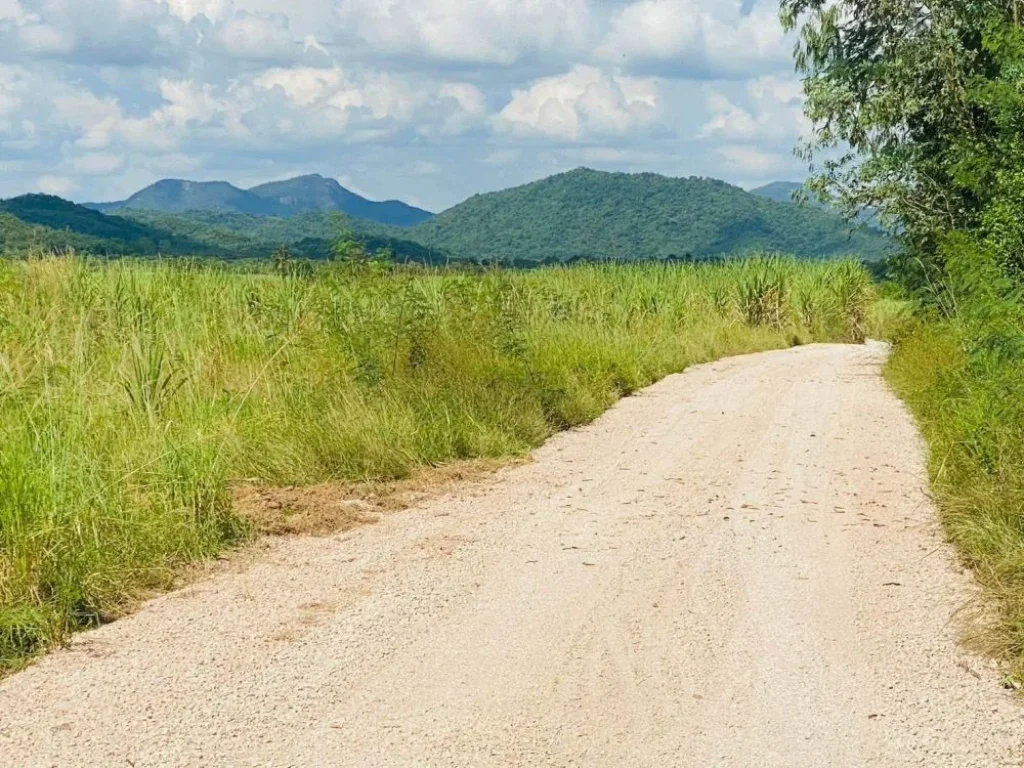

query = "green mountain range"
[0,195,210,255]
[115,209,435,262]
[410,169,890,262]
[2,169,891,263]
[248,175,433,227]
[87,175,434,228]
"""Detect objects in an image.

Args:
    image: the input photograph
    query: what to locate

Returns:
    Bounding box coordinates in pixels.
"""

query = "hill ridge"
[86,175,433,228]
[410,167,890,262]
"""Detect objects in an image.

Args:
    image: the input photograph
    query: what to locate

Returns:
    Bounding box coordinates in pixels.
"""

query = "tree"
[779,0,1024,275]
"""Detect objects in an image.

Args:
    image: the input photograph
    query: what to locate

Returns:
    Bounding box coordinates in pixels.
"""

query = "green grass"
[0,254,874,670]
[888,304,1024,679]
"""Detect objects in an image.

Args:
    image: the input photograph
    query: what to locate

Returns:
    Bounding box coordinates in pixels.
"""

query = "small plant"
[828,260,871,342]
[122,337,186,419]
[738,258,790,329]
[271,246,292,277]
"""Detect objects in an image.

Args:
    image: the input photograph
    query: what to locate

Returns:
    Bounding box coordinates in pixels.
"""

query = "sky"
[0,0,811,212]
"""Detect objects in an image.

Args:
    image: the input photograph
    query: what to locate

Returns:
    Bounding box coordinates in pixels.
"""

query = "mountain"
[87,175,433,227]
[5,170,891,263]
[751,181,806,205]
[248,175,433,227]
[90,180,289,216]
[115,209,437,263]
[411,169,891,263]
[752,180,883,229]
[0,194,215,255]
[0,195,434,261]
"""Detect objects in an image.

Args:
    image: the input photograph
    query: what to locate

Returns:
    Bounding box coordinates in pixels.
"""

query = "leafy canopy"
[781,0,1024,280]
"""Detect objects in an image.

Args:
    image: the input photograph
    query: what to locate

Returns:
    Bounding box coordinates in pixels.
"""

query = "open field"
[0,255,874,669]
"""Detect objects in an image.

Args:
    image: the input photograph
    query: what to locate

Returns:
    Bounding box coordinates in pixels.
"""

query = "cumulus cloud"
[498,66,659,141]
[165,0,230,23]
[70,152,125,175]
[699,75,809,142]
[37,174,75,195]
[0,64,26,123]
[0,0,316,67]
[598,0,791,77]
[716,144,793,176]
[0,0,33,24]
[38,63,487,160]
[334,0,592,65]
[0,0,810,210]
[212,11,301,61]
[246,66,486,140]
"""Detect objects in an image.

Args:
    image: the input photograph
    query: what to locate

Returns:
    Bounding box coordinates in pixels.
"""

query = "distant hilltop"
[85,174,434,228]
[2,168,891,263]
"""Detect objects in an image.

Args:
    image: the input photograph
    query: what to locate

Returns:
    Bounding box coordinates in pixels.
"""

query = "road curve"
[1,343,1022,767]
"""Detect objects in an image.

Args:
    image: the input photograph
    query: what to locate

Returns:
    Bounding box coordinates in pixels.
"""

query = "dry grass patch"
[234,458,516,537]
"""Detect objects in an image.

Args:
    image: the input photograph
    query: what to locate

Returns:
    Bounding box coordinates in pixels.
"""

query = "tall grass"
[0,255,873,668]
[888,295,1024,679]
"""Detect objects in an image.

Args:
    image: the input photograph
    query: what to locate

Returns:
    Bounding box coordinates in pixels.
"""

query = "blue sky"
[0,0,810,212]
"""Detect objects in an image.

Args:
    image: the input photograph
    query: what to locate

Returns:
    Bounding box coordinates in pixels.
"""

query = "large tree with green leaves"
[780,0,1024,280]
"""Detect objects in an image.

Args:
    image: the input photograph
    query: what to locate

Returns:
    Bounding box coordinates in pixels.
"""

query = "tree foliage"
[781,0,1024,283]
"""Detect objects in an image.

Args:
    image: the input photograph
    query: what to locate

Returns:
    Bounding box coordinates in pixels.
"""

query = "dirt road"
[2,343,1022,767]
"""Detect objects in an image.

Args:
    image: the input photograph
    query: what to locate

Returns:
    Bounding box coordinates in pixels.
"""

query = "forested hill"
[410,169,891,263]
[3,170,890,262]
[0,195,214,255]
[88,175,434,228]
[0,195,434,261]
[93,180,288,216]
[115,209,436,262]
[248,175,433,227]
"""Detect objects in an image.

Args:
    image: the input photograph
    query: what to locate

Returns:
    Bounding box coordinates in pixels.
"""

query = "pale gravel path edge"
[1,343,1021,767]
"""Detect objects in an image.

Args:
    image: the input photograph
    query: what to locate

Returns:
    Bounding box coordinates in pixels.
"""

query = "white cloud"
[0,64,25,120]
[213,10,298,60]
[599,0,790,76]
[699,75,809,143]
[117,80,232,151]
[164,0,229,23]
[0,0,33,24]
[247,66,485,139]
[0,0,808,209]
[412,160,440,176]
[70,152,125,175]
[37,174,75,195]
[438,83,486,118]
[51,87,124,149]
[334,0,591,65]
[717,145,792,175]
[750,75,804,105]
[498,66,659,141]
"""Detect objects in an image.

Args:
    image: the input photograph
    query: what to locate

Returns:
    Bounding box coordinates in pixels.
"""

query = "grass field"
[887,295,1024,681]
[0,255,874,669]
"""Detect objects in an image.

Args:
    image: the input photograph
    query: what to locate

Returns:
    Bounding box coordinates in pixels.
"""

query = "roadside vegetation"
[783,0,1024,675]
[0,253,873,670]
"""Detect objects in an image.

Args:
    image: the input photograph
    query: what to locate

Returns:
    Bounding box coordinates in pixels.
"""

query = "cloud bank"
[0,0,808,210]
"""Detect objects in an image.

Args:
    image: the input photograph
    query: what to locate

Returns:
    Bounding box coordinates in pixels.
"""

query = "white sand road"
[1,343,1023,767]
